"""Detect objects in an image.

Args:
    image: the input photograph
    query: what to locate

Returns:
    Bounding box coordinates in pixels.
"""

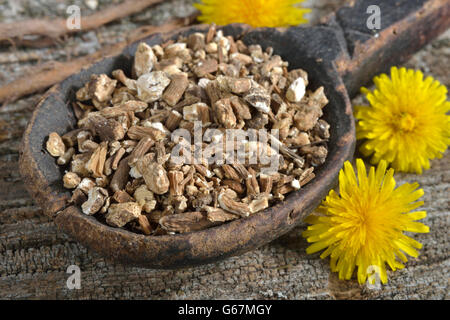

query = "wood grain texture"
[0,0,448,299]
[0,0,165,42]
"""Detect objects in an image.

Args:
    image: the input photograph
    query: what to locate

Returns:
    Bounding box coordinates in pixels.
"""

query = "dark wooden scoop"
[19,0,449,268]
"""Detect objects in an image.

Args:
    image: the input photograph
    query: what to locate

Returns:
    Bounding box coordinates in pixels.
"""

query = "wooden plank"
[0,0,448,299]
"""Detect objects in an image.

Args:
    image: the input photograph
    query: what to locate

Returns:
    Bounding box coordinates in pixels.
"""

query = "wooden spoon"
[19,0,449,268]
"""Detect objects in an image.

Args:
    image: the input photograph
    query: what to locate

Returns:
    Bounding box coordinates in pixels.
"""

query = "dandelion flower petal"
[194,0,310,27]
[302,159,429,284]
[355,67,450,173]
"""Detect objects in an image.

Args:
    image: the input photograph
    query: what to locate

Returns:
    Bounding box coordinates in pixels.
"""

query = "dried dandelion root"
[46,26,330,235]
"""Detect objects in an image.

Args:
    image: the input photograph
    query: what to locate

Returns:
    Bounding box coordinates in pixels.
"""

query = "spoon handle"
[327,0,450,97]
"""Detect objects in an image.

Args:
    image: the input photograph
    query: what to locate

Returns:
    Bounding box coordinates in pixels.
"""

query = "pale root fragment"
[137,158,169,195]
[57,147,76,165]
[204,206,239,222]
[88,74,117,103]
[63,172,81,189]
[136,71,171,103]
[134,185,157,213]
[46,132,65,157]
[249,196,269,214]
[105,202,141,227]
[78,177,96,194]
[82,187,108,215]
[244,85,271,114]
[53,34,331,235]
[133,42,157,78]
[112,69,137,91]
[286,77,306,103]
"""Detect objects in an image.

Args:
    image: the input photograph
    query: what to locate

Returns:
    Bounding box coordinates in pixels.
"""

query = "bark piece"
[259,174,273,194]
[230,52,253,65]
[287,69,309,87]
[168,170,185,196]
[112,69,137,91]
[191,192,213,209]
[300,167,315,187]
[159,211,216,233]
[187,32,205,51]
[128,137,154,166]
[244,85,271,114]
[89,115,125,141]
[246,168,260,197]
[101,100,148,117]
[111,147,126,171]
[112,190,134,203]
[138,215,153,235]
[229,96,252,120]
[61,129,83,147]
[110,156,130,192]
[70,188,87,206]
[162,73,189,106]
[222,179,245,194]
[222,164,241,181]
[249,195,269,214]
[85,142,108,178]
[218,192,250,217]
[183,102,210,123]
[308,86,329,109]
[205,24,216,43]
[69,154,90,177]
[193,59,218,77]
[127,125,166,141]
[226,77,252,94]
[205,80,230,105]
[78,177,96,194]
[165,110,183,131]
[301,145,328,166]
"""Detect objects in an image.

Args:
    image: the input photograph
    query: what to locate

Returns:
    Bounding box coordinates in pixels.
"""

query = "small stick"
[0,0,165,44]
[0,15,196,104]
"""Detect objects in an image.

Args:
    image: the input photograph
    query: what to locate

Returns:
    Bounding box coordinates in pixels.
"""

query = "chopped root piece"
[106,202,141,227]
[51,32,330,236]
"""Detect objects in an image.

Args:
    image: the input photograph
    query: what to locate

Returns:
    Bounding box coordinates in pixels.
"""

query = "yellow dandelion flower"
[355,67,450,174]
[194,0,310,27]
[302,159,429,285]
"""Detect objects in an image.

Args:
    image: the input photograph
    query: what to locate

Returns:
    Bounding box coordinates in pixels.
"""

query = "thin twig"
[0,16,196,105]
[0,0,164,45]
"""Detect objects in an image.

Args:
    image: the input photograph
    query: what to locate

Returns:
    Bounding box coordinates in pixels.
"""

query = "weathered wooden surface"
[0,0,448,299]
